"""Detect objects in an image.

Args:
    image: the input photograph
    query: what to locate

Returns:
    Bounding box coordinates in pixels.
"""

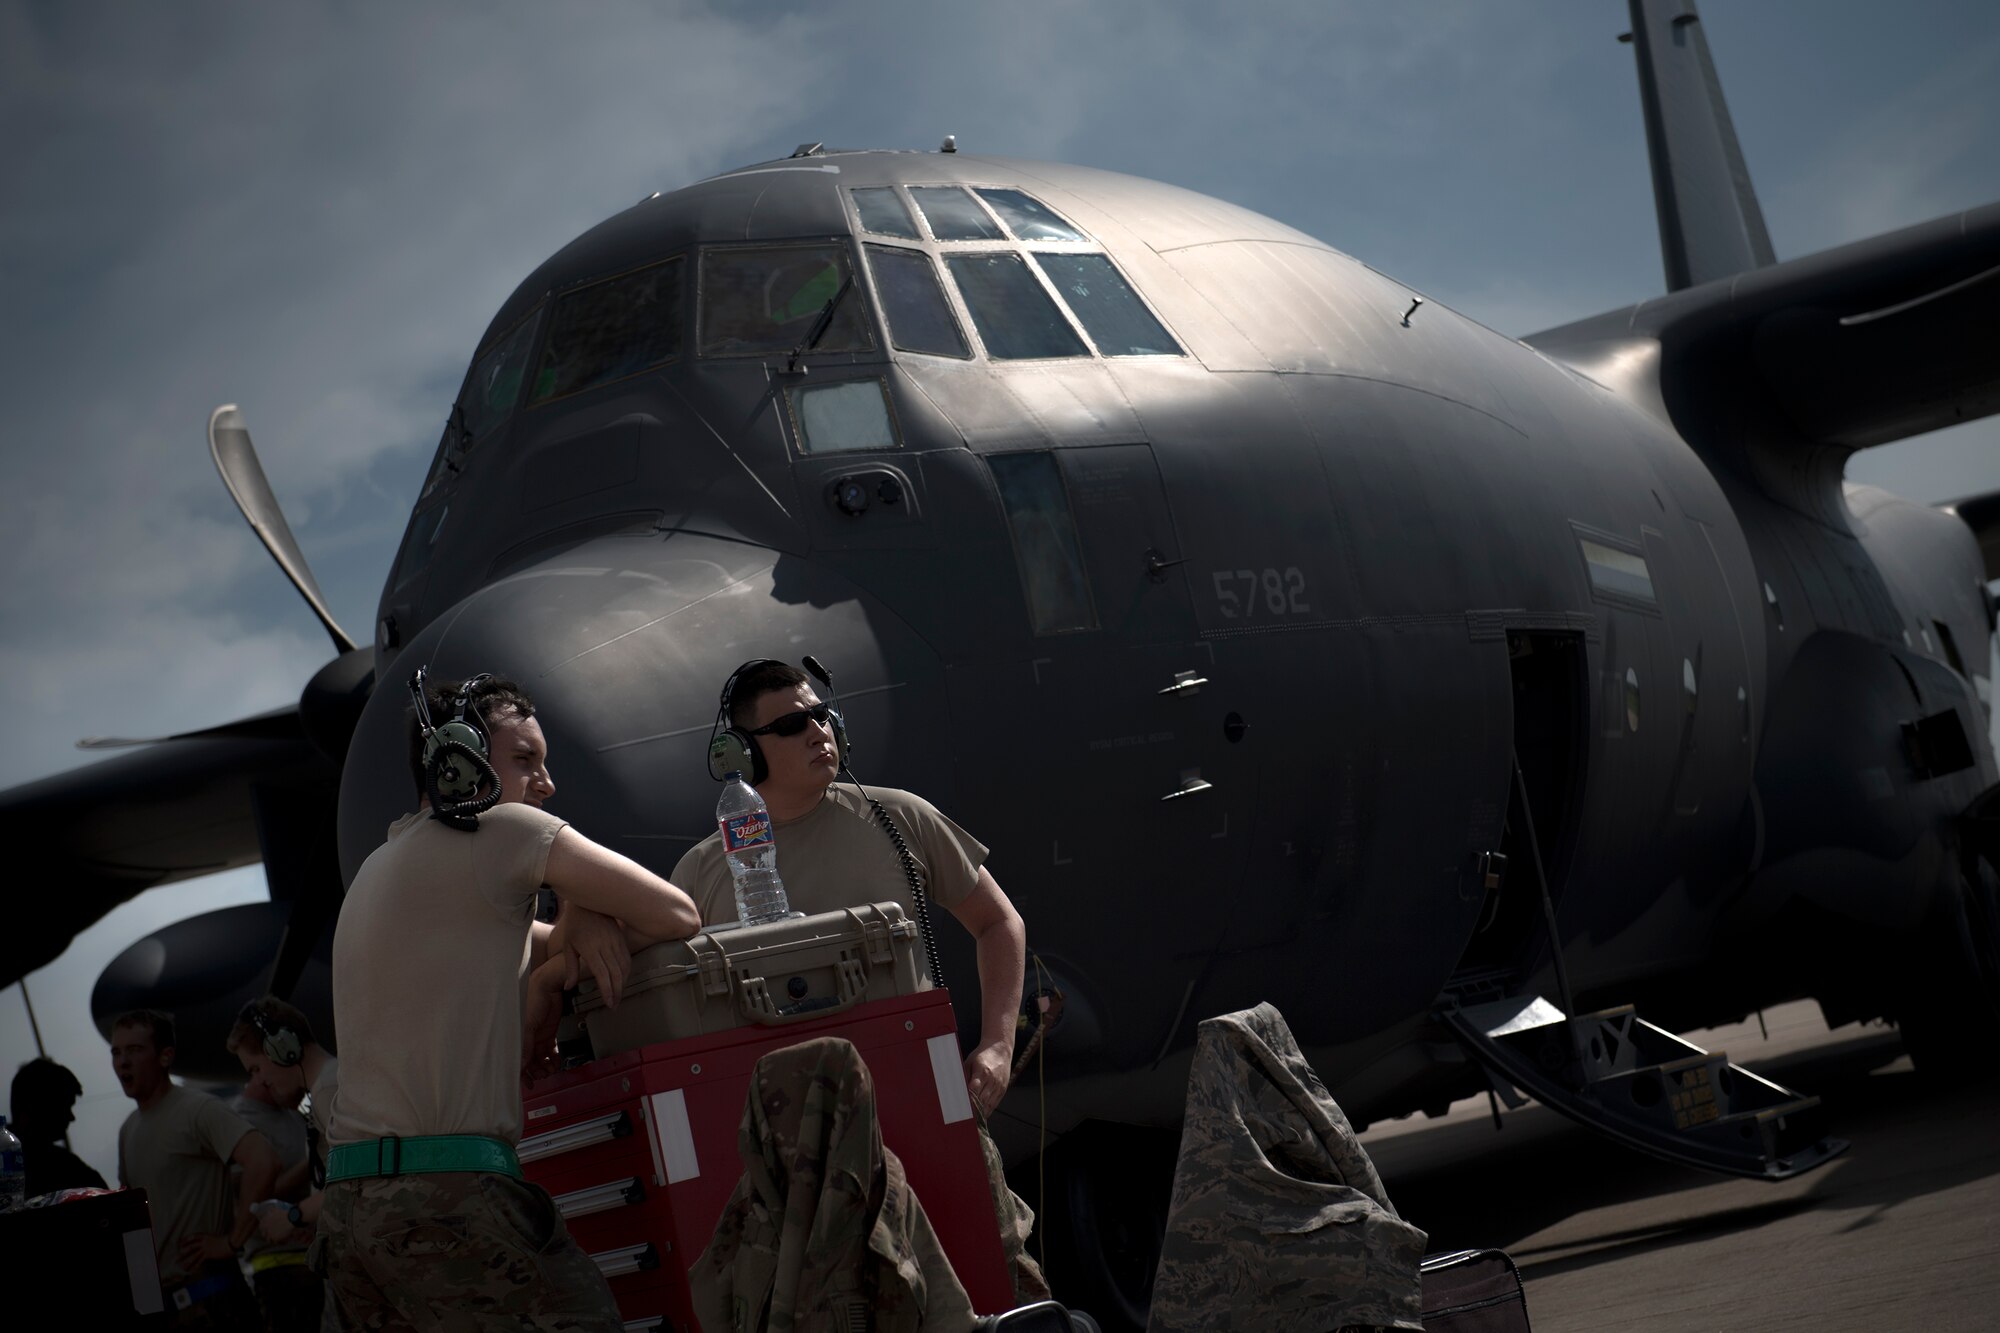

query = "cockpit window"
[865,245,969,358]
[461,310,538,439]
[393,502,449,586]
[791,379,900,454]
[910,187,1005,241]
[700,245,872,357]
[946,253,1087,360]
[976,189,1086,242]
[1033,253,1182,356]
[852,188,921,239]
[529,257,683,406]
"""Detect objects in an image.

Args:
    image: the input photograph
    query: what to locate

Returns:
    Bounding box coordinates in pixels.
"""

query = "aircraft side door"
[945,443,1251,1071]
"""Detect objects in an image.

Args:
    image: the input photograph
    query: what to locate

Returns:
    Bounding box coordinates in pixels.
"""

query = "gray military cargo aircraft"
[5,0,1996,1321]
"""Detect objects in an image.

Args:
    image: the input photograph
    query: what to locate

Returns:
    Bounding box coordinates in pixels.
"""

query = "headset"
[706,657,850,785]
[408,666,502,830]
[245,1004,304,1069]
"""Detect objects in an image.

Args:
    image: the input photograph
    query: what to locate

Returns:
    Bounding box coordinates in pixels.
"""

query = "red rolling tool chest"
[519,907,1014,1331]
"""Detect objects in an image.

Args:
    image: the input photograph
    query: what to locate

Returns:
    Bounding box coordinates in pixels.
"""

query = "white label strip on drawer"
[518,1109,631,1164]
[648,1088,700,1184]
[124,1228,164,1314]
[624,1319,667,1333]
[927,1033,973,1125]
[552,1176,645,1220]
[590,1241,659,1279]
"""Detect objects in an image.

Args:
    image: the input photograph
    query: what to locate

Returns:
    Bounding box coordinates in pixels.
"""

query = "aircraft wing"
[1525,200,2000,453]
[1,709,334,984]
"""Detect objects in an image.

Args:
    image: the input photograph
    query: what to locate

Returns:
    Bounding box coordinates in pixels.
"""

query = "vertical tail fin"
[1625,0,1776,291]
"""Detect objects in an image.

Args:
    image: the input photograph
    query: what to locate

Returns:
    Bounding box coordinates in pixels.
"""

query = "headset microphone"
[800,656,854,772]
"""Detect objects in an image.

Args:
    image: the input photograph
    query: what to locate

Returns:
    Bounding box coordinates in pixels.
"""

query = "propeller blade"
[208,404,358,654]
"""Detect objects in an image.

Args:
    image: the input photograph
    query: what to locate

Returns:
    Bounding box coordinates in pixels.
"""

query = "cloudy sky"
[3,1,1995,1179]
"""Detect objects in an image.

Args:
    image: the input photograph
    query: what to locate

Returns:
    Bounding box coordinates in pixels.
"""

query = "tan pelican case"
[569,902,924,1059]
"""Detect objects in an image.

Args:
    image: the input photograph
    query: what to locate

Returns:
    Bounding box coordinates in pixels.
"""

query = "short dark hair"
[406,675,537,800]
[111,1009,175,1052]
[728,661,810,730]
[226,996,315,1058]
[11,1058,84,1123]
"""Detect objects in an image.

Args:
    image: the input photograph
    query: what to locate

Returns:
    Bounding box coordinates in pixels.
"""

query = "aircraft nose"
[340,534,946,884]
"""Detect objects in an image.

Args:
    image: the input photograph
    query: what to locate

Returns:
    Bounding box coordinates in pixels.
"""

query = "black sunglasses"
[746,702,837,738]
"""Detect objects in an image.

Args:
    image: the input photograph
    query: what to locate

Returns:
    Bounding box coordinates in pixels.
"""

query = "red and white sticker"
[720,811,772,853]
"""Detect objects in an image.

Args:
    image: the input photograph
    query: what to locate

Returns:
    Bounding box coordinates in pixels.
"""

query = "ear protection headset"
[409,666,502,829]
[706,657,850,784]
[246,1005,303,1069]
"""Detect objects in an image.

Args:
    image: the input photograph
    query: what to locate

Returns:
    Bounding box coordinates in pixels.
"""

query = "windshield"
[700,245,873,357]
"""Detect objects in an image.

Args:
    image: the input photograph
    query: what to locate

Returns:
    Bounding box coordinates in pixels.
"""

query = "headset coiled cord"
[862,789,944,988]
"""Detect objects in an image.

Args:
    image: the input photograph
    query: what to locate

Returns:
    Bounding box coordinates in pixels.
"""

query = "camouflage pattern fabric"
[1147,1003,1428,1333]
[309,1171,622,1331]
[691,1036,975,1333]
[972,1113,1050,1307]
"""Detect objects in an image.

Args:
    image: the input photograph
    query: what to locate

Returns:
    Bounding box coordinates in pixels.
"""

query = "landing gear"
[1897,786,2000,1080]
[1021,1122,1180,1333]
[1897,834,2000,1082]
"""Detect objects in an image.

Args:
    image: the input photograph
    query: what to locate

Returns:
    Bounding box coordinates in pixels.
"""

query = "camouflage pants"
[251,1259,326,1332]
[310,1172,623,1332]
[975,1115,1050,1306]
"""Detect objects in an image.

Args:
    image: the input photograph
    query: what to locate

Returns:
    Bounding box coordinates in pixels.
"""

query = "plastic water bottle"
[0,1115,24,1211]
[717,772,791,924]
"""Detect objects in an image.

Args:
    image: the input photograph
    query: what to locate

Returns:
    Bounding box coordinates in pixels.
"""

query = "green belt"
[325,1135,522,1183]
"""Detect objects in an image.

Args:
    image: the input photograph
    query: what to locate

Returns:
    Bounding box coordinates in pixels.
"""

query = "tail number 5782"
[1211,567,1310,619]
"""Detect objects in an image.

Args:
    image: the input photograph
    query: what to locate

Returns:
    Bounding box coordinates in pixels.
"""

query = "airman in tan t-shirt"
[118,1084,254,1286]
[314,673,700,1330]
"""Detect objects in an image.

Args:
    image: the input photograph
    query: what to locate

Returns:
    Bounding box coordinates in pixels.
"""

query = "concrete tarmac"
[1361,1002,2000,1331]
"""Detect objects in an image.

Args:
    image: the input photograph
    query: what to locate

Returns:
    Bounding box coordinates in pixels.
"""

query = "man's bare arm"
[544,828,702,944]
[522,950,578,1082]
[946,866,1027,1116]
[230,1130,281,1243]
[181,1130,282,1268]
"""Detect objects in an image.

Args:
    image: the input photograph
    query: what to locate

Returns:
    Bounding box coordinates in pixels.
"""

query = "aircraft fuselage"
[342,152,1995,1138]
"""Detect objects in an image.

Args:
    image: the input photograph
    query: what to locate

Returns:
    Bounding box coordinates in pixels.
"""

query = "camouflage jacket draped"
[691,1036,974,1333]
[1148,1003,1428,1332]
